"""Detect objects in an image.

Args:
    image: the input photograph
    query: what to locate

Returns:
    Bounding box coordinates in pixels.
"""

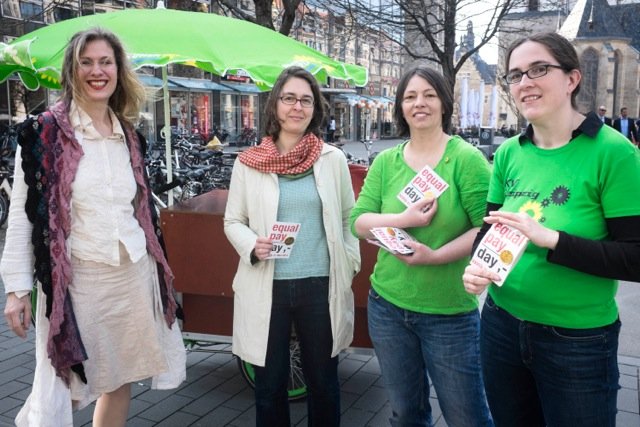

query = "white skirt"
[15,250,186,427]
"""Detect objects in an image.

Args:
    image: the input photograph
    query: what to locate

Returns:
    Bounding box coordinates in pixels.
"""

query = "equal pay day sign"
[266,221,301,259]
[397,164,449,207]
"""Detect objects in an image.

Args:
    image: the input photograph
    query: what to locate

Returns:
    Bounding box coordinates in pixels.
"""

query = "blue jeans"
[253,276,339,427]
[481,295,620,427]
[368,288,493,427]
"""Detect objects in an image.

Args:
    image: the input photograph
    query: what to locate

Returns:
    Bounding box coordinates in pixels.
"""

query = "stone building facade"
[498,0,640,128]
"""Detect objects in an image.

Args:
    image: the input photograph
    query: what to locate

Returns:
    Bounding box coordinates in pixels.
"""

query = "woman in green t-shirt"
[463,32,640,426]
[350,66,493,426]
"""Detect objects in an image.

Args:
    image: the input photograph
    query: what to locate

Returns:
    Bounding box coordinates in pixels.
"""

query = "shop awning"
[218,81,262,93]
[136,74,179,88]
[334,94,367,106]
[168,77,235,91]
[365,95,395,107]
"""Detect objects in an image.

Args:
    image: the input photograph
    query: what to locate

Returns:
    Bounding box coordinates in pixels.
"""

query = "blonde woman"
[1,28,185,427]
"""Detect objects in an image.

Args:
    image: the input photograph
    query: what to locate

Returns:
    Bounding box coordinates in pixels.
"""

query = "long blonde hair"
[60,28,145,123]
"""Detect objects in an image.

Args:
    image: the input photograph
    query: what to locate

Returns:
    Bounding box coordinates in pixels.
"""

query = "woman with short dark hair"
[351,65,493,426]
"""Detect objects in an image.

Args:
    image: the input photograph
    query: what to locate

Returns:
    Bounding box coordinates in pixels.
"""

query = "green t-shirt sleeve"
[349,149,386,237]
[487,139,513,205]
[456,145,491,227]
[599,143,640,218]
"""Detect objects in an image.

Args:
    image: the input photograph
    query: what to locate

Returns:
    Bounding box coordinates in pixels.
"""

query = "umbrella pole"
[162,66,174,207]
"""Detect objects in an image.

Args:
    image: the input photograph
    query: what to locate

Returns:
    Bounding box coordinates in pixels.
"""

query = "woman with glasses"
[224,66,360,426]
[463,32,640,426]
[1,28,186,427]
[350,66,493,426]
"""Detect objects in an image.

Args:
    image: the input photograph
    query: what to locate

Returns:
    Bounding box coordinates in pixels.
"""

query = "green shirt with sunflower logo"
[488,123,640,328]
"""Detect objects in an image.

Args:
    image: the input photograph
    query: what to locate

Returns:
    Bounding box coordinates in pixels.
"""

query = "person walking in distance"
[596,105,612,126]
[613,106,637,143]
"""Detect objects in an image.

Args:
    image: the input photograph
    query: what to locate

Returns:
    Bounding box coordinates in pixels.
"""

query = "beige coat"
[224,144,361,366]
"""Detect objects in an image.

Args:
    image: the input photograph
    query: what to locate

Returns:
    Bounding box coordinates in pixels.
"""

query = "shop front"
[219,81,260,146]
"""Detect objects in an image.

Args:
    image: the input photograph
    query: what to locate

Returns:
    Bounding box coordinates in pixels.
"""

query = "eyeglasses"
[502,64,565,85]
[279,95,314,108]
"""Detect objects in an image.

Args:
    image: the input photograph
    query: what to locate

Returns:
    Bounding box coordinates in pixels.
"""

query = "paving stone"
[154,410,200,426]
[216,375,250,395]
[619,363,640,376]
[222,386,254,411]
[0,396,21,414]
[620,373,638,390]
[128,398,153,418]
[618,387,640,413]
[341,406,376,425]
[72,402,94,426]
[176,372,228,398]
[136,394,192,422]
[341,370,379,394]
[366,402,392,427]
[189,405,241,426]
[228,407,255,426]
[351,385,388,412]
[0,414,15,427]
[618,410,640,427]
[181,391,232,416]
[338,357,366,379]
[0,354,33,374]
[360,356,381,374]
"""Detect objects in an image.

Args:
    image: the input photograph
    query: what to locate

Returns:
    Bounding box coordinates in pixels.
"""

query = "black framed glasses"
[502,64,566,85]
[279,95,314,108]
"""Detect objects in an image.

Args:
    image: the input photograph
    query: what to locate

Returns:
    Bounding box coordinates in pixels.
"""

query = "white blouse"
[1,103,148,294]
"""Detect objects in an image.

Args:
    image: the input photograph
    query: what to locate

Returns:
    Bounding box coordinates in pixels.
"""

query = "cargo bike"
[159,165,375,400]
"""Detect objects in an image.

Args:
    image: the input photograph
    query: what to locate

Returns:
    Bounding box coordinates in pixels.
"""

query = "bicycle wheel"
[237,336,307,401]
[0,192,9,228]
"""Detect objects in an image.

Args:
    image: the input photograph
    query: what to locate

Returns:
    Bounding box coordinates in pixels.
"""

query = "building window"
[1,0,43,20]
[51,6,77,22]
[577,48,598,112]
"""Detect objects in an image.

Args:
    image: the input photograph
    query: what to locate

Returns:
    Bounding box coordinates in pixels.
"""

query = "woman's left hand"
[395,240,438,265]
[485,211,559,250]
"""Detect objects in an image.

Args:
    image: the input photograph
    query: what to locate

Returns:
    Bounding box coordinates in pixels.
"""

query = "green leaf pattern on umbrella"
[0,8,368,91]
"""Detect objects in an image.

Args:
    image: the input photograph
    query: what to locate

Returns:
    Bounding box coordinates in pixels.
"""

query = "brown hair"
[504,32,581,109]
[393,66,453,137]
[60,27,145,123]
[263,66,327,140]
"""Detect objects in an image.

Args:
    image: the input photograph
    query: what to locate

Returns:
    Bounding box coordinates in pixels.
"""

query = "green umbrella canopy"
[0,6,368,91]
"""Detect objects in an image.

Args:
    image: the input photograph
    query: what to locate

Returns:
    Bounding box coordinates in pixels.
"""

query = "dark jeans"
[481,295,620,427]
[253,276,339,427]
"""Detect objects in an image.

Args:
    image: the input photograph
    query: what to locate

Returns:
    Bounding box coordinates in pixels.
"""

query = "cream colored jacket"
[224,143,361,366]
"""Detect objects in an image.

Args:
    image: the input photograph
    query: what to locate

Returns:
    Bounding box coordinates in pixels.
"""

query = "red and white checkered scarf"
[238,133,323,174]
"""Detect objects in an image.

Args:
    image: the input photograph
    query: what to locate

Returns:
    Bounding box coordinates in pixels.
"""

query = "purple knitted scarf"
[19,102,176,384]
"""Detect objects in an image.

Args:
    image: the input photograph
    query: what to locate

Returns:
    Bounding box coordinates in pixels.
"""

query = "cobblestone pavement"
[1,151,639,426]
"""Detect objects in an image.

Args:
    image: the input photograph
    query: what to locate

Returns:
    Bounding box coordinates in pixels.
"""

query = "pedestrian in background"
[596,105,612,126]
[327,114,337,142]
[613,106,637,143]
[1,28,185,427]
[464,32,640,426]
[350,66,493,427]
[224,66,360,427]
